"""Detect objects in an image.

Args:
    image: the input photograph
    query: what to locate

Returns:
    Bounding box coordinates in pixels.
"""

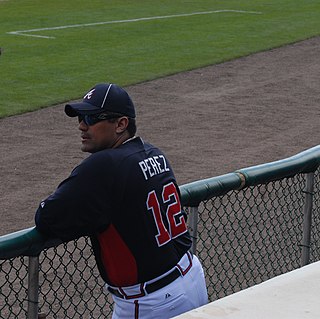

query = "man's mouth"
[81,134,90,141]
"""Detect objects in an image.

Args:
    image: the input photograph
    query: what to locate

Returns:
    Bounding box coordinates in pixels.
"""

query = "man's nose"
[79,120,88,131]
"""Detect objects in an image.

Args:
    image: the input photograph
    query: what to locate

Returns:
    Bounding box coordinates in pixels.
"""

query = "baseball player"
[35,83,208,318]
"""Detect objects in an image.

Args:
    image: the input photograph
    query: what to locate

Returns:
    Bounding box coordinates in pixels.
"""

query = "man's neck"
[112,131,132,149]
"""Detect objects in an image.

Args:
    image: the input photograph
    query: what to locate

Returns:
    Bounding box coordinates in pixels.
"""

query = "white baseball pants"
[108,254,208,319]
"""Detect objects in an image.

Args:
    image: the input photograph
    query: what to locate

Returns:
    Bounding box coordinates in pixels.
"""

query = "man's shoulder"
[80,137,142,164]
[118,136,160,156]
[78,137,164,170]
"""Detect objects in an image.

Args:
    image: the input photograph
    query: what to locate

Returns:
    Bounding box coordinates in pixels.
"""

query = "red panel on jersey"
[98,224,138,286]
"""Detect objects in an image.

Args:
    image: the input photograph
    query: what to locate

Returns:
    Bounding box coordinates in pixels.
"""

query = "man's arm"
[35,160,111,242]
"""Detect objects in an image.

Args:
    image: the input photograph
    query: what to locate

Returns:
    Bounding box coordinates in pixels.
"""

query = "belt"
[107,251,193,300]
[108,268,181,299]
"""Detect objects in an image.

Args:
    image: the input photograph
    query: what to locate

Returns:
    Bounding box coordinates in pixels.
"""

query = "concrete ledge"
[173,261,320,319]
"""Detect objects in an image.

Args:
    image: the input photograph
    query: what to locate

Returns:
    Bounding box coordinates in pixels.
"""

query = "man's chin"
[81,143,101,154]
[81,143,93,153]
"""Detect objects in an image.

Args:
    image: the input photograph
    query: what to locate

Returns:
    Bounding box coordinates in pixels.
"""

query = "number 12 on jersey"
[146,182,187,246]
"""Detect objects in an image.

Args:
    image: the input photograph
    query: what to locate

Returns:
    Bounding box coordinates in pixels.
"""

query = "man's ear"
[116,117,129,133]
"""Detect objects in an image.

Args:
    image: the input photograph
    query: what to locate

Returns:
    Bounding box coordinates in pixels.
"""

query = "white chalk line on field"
[7,9,262,39]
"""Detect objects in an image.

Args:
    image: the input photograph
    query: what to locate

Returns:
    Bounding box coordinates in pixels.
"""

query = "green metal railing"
[1,145,319,318]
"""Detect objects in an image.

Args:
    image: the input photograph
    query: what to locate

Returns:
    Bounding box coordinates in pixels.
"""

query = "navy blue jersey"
[35,137,192,286]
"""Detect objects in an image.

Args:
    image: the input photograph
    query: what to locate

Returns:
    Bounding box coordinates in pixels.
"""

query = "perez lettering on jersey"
[139,155,170,180]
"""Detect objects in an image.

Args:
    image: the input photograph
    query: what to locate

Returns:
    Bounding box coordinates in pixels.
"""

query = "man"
[35,83,208,318]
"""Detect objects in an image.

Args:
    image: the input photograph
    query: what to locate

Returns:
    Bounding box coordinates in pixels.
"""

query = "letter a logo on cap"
[83,89,95,100]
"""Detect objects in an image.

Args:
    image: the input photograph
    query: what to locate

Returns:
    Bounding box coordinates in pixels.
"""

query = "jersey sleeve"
[35,155,112,242]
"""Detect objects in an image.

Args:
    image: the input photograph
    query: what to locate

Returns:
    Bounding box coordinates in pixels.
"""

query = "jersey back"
[88,137,192,286]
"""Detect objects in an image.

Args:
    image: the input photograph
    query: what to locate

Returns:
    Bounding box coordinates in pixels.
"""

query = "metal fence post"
[27,256,40,319]
[301,172,315,266]
[188,206,199,255]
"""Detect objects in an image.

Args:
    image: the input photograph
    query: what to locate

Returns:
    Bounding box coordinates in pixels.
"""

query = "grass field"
[0,0,319,118]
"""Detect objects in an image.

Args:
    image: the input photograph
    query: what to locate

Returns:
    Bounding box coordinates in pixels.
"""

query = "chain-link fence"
[1,147,319,318]
[194,172,319,300]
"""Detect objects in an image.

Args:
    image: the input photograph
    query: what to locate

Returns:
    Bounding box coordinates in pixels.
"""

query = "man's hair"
[127,118,137,137]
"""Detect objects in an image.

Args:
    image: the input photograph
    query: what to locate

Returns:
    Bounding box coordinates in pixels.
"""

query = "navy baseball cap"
[65,83,136,118]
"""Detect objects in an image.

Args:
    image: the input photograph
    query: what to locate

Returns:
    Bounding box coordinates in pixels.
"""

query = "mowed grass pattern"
[0,0,319,117]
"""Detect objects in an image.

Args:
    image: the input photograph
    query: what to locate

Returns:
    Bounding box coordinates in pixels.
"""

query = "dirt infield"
[0,37,319,236]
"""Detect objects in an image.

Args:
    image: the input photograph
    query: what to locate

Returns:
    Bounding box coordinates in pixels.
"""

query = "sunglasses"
[78,113,120,126]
